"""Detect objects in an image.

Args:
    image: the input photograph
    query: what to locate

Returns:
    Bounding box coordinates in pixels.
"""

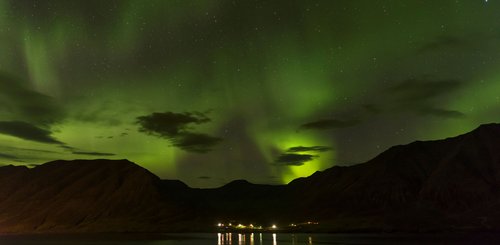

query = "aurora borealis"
[0,0,499,187]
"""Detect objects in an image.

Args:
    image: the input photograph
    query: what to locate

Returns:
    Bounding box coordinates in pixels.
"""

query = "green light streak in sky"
[23,30,60,97]
[251,126,334,184]
[54,120,181,175]
[0,0,499,187]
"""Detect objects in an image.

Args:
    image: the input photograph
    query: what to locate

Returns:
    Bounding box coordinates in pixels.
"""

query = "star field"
[0,0,499,187]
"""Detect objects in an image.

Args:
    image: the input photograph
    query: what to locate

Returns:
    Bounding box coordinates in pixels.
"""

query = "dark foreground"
[1,233,500,245]
[3,124,500,233]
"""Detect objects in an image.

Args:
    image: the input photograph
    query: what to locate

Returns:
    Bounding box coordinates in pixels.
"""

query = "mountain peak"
[472,123,500,134]
[2,124,500,233]
[41,158,136,167]
[221,179,253,188]
[476,122,500,129]
[36,159,154,176]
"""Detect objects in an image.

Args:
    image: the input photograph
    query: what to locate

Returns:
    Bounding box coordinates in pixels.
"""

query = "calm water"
[0,233,499,244]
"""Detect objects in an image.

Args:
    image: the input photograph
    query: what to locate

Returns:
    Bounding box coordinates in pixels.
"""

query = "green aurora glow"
[0,0,499,187]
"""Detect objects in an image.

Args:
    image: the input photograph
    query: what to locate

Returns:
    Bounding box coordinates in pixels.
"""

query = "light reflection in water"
[238,233,245,245]
[217,232,313,244]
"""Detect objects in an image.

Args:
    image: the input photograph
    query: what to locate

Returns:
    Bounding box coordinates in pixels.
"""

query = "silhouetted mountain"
[287,123,500,231]
[2,124,500,233]
[0,159,194,233]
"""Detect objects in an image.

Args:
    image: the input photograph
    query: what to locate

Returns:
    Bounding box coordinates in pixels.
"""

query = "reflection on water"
[213,232,500,245]
[217,233,313,245]
[1,233,500,244]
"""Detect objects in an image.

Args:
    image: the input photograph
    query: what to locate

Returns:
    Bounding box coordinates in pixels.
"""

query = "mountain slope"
[0,159,187,233]
[2,124,500,232]
[287,123,500,231]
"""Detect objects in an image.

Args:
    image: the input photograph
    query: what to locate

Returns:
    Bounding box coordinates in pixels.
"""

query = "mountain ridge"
[1,123,500,232]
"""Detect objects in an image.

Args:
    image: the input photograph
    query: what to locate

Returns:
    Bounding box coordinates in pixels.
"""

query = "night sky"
[0,0,499,187]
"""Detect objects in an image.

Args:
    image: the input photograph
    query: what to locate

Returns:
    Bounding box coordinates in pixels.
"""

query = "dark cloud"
[0,146,63,163]
[60,145,115,157]
[0,146,59,154]
[273,145,333,166]
[72,151,116,157]
[0,75,69,157]
[137,112,211,136]
[19,148,58,154]
[321,79,467,124]
[388,79,462,101]
[384,78,465,119]
[287,146,332,153]
[418,36,468,53]
[274,153,317,166]
[0,153,19,160]
[0,74,63,126]
[418,107,466,119]
[0,121,62,144]
[298,119,360,131]
[362,104,381,114]
[171,133,223,153]
[137,111,222,153]
[0,153,27,163]
[59,145,75,151]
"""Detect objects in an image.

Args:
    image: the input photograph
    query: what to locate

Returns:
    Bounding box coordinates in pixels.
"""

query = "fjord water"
[1,233,500,245]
